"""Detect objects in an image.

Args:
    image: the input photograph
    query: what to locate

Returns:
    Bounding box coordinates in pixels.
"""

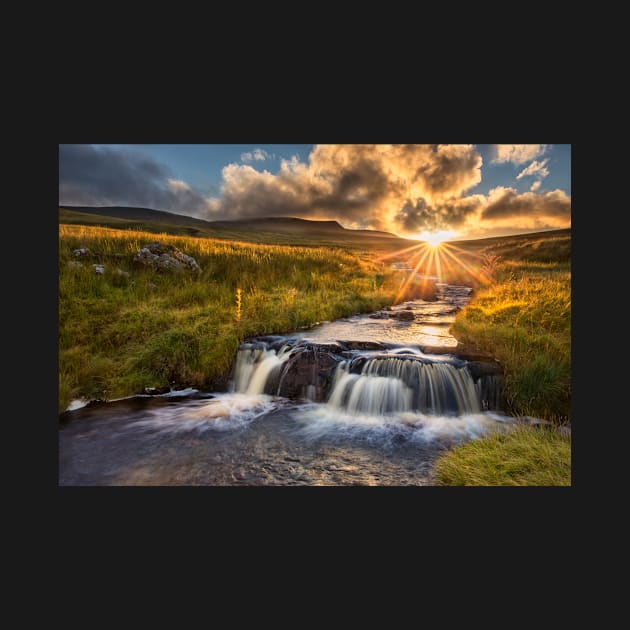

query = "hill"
[59,206,408,250]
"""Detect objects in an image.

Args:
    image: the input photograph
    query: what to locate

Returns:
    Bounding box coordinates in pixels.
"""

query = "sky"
[59,144,571,240]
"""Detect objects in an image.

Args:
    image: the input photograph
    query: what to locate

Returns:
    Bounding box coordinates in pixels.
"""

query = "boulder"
[133,242,201,273]
[277,346,341,401]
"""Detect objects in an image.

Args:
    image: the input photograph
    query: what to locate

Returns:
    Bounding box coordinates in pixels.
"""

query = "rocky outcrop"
[133,242,201,273]
[277,344,342,402]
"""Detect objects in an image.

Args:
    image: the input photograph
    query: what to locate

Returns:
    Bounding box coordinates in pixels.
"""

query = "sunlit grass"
[59,224,398,412]
[435,425,571,486]
[450,259,570,421]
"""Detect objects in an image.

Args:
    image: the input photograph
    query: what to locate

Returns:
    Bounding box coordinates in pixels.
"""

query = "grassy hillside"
[59,224,399,412]
[59,206,412,252]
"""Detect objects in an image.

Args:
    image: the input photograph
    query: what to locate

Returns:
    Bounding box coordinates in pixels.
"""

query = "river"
[59,283,514,485]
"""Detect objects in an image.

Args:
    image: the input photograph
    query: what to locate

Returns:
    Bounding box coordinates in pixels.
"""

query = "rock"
[144,386,170,395]
[390,310,415,321]
[92,264,105,274]
[338,340,388,351]
[114,268,131,278]
[73,248,90,258]
[67,260,83,269]
[133,242,201,273]
[369,311,390,319]
[277,346,342,401]
[466,360,503,378]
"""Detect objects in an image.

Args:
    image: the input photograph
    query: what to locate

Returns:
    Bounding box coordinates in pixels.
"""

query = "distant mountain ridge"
[59,205,399,238]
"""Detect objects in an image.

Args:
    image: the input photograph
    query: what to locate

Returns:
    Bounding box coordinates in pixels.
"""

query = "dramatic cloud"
[481,186,570,224]
[516,158,550,180]
[241,148,272,162]
[394,195,484,233]
[59,144,213,216]
[208,144,483,231]
[60,144,571,238]
[492,144,548,164]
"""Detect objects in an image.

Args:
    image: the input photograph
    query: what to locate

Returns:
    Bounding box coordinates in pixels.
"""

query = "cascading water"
[329,356,481,416]
[229,339,501,415]
[232,344,292,395]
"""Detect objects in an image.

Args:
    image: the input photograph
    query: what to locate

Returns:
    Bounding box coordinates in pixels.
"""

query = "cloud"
[209,144,483,231]
[516,159,550,180]
[241,148,272,162]
[394,195,484,233]
[492,144,548,164]
[60,144,570,239]
[481,186,570,224]
[59,144,214,216]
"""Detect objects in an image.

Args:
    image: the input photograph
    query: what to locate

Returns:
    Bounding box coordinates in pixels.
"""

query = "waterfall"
[328,357,481,415]
[232,344,291,395]
[231,338,501,415]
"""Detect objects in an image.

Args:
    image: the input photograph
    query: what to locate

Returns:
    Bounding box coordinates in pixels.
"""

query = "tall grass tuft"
[435,425,571,486]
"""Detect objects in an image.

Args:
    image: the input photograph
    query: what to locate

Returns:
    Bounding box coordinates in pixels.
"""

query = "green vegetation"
[437,232,571,486]
[451,259,570,421]
[435,425,571,486]
[59,224,398,412]
[59,207,411,253]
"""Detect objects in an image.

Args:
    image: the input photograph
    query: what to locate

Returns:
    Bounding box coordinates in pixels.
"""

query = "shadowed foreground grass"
[435,425,571,486]
[59,224,399,412]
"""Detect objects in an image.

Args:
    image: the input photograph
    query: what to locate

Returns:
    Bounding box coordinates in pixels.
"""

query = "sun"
[417,230,458,247]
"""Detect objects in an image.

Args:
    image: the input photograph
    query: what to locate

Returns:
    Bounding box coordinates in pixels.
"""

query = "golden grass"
[436,425,571,486]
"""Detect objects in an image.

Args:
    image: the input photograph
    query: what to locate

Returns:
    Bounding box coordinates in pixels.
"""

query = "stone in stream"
[277,345,342,402]
[390,310,415,321]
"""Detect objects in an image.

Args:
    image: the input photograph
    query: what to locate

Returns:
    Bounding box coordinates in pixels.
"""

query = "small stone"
[114,268,131,278]
[92,264,105,274]
[67,260,83,269]
[73,248,90,257]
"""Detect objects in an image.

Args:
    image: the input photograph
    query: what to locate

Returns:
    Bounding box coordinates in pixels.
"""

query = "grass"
[59,224,400,412]
[451,259,570,422]
[435,425,571,486]
[437,234,571,485]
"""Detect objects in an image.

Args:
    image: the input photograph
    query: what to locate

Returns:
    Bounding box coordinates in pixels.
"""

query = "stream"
[59,283,514,486]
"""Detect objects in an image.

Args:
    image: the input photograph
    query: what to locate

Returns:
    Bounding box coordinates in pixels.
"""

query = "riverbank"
[436,256,571,485]
[59,225,400,412]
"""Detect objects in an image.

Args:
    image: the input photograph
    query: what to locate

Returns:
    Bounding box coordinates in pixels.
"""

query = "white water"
[132,393,283,434]
[325,357,480,416]
[232,345,292,395]
[292,404,512,444]
[223,338,512,442]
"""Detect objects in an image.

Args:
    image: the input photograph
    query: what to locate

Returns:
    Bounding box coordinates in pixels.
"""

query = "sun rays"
[377,237,495,302]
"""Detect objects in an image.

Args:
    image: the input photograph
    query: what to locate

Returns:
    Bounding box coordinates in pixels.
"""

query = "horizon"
[59,202,570,243]
[59,144,571,240]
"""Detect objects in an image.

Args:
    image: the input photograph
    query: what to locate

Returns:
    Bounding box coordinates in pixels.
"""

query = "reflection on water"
[294,284,472,347]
